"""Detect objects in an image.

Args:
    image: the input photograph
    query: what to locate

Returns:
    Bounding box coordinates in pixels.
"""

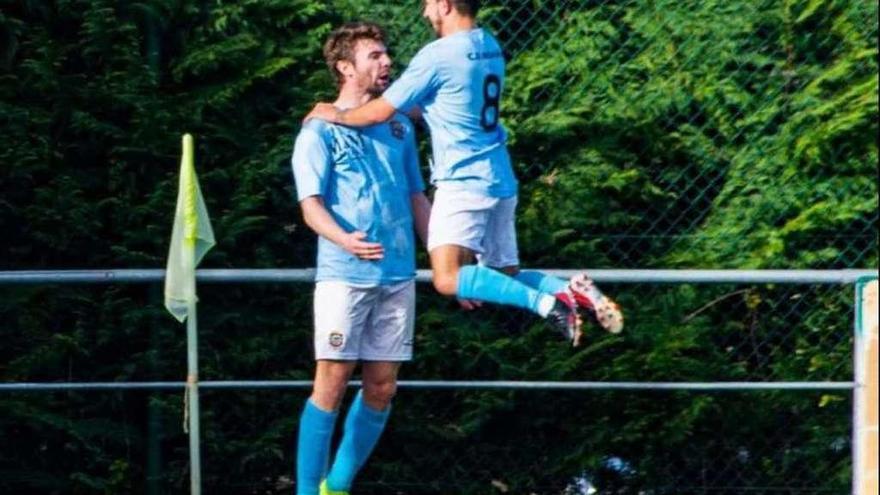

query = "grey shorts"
[313,280,415,361]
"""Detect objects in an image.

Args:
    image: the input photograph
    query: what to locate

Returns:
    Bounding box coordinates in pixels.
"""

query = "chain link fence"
[1,0,877,493]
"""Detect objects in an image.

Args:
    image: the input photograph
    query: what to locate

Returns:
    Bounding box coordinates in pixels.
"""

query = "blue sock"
[457,265,546,314]
[296,399,338,495]
[514,270,568,294]
[325,390,390,491]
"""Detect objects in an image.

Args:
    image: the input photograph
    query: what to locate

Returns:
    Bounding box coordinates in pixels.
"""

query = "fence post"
[853,278,878,495]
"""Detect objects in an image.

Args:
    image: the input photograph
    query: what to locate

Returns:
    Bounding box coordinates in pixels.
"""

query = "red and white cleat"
[567,273,624,334]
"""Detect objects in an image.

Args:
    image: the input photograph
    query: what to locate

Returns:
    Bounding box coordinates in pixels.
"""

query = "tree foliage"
[0,0,876,493]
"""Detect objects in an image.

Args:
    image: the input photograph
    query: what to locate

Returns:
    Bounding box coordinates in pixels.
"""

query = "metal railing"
[1,269,876,494]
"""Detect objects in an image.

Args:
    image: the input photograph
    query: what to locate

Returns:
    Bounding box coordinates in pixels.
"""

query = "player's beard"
[366,76,388,97]
[366,84,383,98]
[354,69,385,98]
[364,71,389,98]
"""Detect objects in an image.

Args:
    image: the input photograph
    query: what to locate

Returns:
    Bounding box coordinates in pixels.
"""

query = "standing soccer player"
[306,0,623,344]
[291,22,431,495]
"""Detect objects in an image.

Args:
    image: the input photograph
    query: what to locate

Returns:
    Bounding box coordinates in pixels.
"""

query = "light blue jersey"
[383,28,517,198]
[291,115,424,285]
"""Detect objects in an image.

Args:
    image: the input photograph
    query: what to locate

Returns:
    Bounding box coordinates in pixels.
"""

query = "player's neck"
[333,87,374,110]
[440,16,476,37]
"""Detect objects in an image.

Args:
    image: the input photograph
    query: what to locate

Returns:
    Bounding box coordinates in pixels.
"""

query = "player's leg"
[297,359,355,495]
[478,195,567,296]
[428,241,476,297]
[428,189,525,304]
[511,269,623,336]
[472,194,583,341]
[428,189,553,316]
[324,280,413,493]
[297,282,374,495]
[322,363,398,493]
[430,243,562,316]
[481,196,623,337]
[427,189,579,340]
[511,269,567,293]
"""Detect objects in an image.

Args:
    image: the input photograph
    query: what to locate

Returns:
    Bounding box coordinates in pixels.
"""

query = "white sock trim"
[537,294,556,317]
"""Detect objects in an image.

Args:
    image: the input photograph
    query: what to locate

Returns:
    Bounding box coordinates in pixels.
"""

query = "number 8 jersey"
[383,28,518,199]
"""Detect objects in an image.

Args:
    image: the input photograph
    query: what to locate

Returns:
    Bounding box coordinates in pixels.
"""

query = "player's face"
[422,0,443,36]
[350,39,392,96]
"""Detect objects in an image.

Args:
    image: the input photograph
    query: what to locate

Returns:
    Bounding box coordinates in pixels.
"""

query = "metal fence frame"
[1,268,877,494]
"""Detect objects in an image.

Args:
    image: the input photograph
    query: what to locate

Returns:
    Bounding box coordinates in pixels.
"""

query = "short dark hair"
[451,0,480,17]
[323,22,387,86]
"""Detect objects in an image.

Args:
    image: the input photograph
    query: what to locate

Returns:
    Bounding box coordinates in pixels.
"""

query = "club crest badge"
[390,120,405,140]
[329,332,345,348]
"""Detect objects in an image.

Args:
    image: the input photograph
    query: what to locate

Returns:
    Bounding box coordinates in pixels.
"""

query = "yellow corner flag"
[164,134,215,322]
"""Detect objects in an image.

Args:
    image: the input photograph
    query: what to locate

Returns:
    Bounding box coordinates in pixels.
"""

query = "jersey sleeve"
[290,124,332,201]
[383,45,440,112]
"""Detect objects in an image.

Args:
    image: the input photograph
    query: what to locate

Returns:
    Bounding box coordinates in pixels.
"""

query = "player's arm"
[300,196,384,260]
[306,46,437,127]
[292,126,383,260]
[410,192,431,247]
[305,98,397,128]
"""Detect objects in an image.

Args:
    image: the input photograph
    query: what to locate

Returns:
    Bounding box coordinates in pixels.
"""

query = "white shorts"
[313,280,415,361]
[427,188,520,268]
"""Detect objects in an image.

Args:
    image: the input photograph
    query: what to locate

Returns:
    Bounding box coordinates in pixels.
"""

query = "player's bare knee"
[432,273,458,296]
[363,380,397,409]
[310,365,352,411]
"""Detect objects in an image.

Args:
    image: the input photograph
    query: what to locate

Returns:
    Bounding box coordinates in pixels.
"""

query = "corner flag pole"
[186,296,201,495]
[164,134,215,495]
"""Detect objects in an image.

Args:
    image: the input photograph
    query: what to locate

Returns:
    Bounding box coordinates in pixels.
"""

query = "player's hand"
[457,298,483,311]
[304,103,339,124]
[342,231,384,260]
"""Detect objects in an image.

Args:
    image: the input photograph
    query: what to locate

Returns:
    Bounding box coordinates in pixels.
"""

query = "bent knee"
[432,274,458,296]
